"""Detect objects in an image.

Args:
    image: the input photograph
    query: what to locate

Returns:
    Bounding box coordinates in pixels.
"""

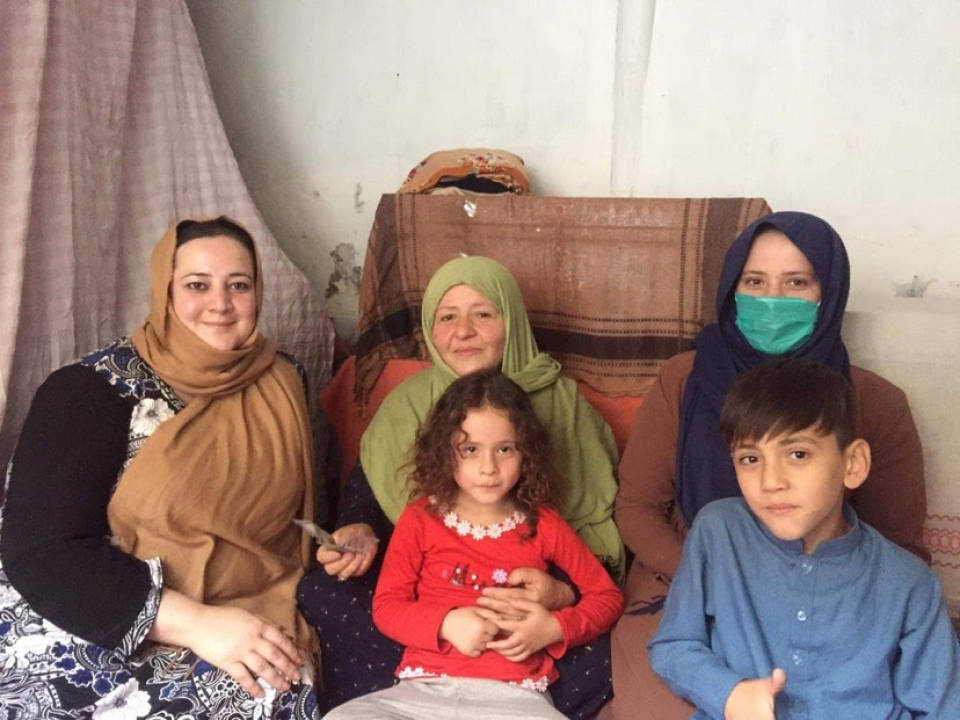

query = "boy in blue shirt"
[649,358,960,719]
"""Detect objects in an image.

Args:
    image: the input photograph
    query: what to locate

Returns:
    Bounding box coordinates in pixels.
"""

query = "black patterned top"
[0,338,318,719]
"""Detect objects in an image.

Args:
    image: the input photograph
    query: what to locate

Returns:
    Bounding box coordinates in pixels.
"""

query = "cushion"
[321,356,642,490]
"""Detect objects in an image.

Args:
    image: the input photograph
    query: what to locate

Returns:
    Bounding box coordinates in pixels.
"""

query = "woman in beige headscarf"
[0,217,319,719]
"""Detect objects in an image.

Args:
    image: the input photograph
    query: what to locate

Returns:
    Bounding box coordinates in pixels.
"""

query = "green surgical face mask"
[734,293,819,355]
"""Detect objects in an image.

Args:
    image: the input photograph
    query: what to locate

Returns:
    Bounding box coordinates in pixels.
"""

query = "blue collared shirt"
[649,499,960,719]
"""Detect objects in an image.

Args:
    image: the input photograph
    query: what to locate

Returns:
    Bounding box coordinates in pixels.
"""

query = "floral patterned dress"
[0,339,318,720]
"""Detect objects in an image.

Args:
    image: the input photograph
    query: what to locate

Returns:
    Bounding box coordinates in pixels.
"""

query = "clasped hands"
[317,534,571,662]
[440,567,570,662]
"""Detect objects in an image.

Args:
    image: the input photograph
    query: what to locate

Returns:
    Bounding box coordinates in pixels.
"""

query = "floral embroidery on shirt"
[512,675,551,693]
[129,398,175,437]
[397,666,439,680]
[447,563,507,592]
[436,505,526,541]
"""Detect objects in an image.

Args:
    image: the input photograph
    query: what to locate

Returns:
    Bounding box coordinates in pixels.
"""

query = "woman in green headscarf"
[299,256,623,719]
[359,256,623,573]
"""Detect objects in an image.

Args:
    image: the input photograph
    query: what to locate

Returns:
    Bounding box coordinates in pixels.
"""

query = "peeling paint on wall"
[325,242,362,299]
[353,182,365,213]
[893,276,936,298]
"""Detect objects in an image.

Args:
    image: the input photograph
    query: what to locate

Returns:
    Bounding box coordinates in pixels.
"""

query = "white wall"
[186,0,621,340]
[187,0,960,336]
[628,1,960,305]
[843,299,960,614]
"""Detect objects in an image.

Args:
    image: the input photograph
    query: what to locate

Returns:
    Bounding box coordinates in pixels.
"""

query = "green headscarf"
[360,256,625,578]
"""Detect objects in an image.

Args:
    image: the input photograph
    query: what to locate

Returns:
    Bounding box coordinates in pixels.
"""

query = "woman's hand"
[476,567,575,613]
[316,523,379,580]
[438,607,500,657]
[149,590,304,698]
[484,599,563,662]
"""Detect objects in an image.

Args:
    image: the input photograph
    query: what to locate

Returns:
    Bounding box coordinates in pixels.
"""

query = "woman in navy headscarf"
[609,211,928,720]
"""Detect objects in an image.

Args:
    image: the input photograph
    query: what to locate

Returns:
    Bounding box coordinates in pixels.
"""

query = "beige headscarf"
[108,220,317,653]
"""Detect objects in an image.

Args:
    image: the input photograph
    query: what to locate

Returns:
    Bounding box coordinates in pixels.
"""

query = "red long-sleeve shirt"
[373,497,624,689]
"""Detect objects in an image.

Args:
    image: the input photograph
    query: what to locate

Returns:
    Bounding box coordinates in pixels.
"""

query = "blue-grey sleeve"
[647,512,745,719]
[893,570,960,715]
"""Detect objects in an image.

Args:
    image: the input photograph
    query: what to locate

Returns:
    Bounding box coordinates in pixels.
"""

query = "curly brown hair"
[406,368,561,537]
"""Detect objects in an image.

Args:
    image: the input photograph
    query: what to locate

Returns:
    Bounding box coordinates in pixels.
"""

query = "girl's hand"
[723,669,786,720]
[149,590,304,698]
[484,599,563,662]
[316,523,378,580]
[477,567,574,612]
[438,607,500,657]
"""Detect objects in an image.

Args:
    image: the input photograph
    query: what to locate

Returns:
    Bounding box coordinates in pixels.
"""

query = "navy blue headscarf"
[675,211,851,526]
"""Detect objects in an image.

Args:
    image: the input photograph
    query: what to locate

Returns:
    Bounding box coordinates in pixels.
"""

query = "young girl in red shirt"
[325,368,623,719]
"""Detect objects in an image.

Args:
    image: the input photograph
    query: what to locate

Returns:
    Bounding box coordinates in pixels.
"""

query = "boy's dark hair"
[720,358,856,450]
[175,216,257,270]
[409,367,561,536]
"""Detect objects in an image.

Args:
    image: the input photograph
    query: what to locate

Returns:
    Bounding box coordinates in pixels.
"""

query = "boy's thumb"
[769,668,787,696]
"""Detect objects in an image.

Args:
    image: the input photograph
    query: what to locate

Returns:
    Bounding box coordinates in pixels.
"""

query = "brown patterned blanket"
[355,194,771,405]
